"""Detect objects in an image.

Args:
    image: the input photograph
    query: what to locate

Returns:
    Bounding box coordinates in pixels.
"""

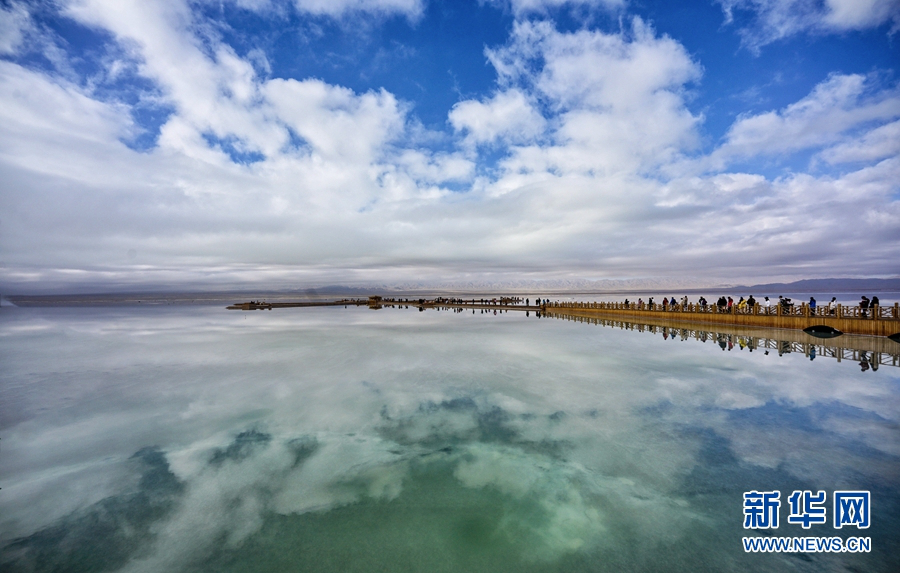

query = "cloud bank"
[0,0,897,292]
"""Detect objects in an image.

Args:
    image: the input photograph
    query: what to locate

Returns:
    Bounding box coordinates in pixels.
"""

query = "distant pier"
[227,295,542,312]
[226,299,368,310]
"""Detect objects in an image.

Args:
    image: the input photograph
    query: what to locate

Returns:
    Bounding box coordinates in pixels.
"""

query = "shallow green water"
[1,305,897,572]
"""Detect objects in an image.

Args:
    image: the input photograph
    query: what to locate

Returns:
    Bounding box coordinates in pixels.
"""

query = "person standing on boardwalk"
[779,296,793,313]
[809,297,816,315]
[829,297,837,315]
[765,296,771,314]
[860,296,870,318]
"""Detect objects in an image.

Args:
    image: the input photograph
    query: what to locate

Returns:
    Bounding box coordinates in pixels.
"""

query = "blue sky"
[1,0,898,292]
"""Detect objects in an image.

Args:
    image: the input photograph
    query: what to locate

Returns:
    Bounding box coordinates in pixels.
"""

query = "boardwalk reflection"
[545,311,900,370]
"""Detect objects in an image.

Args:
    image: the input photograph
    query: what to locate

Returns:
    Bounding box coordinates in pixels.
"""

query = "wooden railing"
[546,300,900,320]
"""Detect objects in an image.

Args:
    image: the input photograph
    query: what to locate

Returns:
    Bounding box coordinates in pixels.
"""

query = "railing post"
[777,304,782,317]
[894,302,899,319]
[802,303,808,318]
[873,304,879,321]
[836,304,841,319]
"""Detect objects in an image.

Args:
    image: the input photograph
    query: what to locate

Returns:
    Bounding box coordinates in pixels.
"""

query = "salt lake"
[1,303,897,572]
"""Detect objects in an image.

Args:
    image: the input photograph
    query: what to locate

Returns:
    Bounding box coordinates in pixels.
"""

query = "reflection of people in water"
[809,346,816,361]
[859,350,870,372]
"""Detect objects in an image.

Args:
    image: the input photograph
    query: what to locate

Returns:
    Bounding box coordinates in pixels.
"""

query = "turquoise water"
[1,305,898,572]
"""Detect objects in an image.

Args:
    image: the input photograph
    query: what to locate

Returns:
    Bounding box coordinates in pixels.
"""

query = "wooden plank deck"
[544,311,900,368]
[545,302,900,337]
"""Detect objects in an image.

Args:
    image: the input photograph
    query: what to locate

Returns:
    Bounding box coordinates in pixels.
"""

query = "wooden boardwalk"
[545,301,900,337]
[545,311,900,369]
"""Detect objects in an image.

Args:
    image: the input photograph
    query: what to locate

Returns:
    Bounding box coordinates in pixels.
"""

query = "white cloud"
[820,119,900,164]
[710,73,900,167]
[293,0,424,19]
[822,0,900,29]
[394,150,475,183]
[718,0,900,50]
[449,89,546,146]
[0,2,31,55]
[497,0,625,16]
[0,61,135,178]
[264,78,405,163]
[484,18,702,176]
[224,0,425,18]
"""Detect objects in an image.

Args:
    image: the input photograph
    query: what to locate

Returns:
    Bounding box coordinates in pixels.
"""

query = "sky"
[0,0,898,293]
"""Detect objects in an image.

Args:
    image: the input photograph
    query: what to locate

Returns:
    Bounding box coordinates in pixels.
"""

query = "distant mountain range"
[732,278,900,293]
[308,277,720,294]
[310,277,900,294]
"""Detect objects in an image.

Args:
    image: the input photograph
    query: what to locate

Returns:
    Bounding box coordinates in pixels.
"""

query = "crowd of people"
[376,294,891,319]
[604,294,889,317]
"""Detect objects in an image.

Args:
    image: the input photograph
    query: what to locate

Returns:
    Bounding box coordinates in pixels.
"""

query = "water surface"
[1,305,898,572]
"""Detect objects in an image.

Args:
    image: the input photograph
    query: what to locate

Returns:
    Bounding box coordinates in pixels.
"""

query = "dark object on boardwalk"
[803,325,843,339]
[888,332,900,343]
